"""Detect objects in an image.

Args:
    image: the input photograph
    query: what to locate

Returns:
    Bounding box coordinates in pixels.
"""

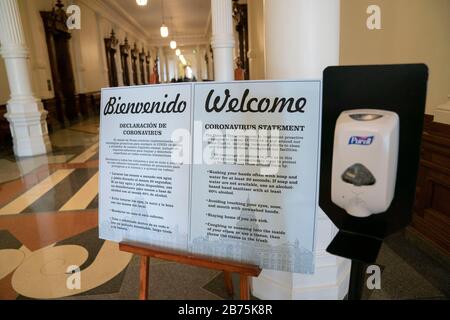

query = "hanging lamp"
[136,0,148,6]
[160,0,169,38]
[169,17,177,49]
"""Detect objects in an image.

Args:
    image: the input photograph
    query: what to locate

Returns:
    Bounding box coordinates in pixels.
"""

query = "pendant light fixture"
[136,0,148,6]
[169,17,177,49]
[175,48,181,56]
[160,24,169,38]
[160,0,169,38]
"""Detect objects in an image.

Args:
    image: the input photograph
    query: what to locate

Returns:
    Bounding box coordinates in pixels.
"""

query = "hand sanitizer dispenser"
[331,109,399,218]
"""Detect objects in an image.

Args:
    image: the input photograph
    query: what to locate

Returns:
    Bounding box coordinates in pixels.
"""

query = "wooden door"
[41,1,79,126]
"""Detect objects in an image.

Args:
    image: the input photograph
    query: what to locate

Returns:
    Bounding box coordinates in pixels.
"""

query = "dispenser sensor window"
[341,163,376,187]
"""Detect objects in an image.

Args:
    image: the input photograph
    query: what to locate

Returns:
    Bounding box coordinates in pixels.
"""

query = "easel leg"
[239,274,250,300]
[348,260,366,300]
[139,256,149,300]
[223,271,234,296]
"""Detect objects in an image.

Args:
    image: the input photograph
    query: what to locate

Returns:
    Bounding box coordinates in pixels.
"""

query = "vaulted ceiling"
[109,0,211,45]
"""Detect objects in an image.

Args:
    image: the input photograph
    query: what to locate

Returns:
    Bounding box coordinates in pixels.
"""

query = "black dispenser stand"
[347,260,366,300]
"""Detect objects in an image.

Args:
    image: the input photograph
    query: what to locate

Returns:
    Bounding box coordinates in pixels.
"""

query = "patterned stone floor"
[0,118,448,300]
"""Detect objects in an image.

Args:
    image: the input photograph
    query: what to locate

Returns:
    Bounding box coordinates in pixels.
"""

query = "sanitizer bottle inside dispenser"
[331,109,399,218]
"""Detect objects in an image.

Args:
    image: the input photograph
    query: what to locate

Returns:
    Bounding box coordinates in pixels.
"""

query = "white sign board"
[99,80,321,273]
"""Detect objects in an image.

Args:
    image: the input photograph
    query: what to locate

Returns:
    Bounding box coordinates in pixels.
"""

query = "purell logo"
[349,136,374,145]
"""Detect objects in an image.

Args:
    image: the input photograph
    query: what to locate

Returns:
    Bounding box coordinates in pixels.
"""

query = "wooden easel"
[119,243,262,300]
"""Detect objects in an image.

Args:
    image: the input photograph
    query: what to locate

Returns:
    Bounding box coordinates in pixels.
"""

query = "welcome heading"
[103,89,307,115]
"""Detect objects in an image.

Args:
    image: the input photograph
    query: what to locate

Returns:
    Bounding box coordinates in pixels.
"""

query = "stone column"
[71,22,86,93]
[116,42,124,87]
[200,45,207,80]
[158,46,165,83]
[252,0,351,300]
[264,0,341,79]
[164,50,170,83]
[208,47,215,80]
[95,13,109,87]
[210,0,235,81]
[196,45,203,81]
[0,0,52,157]
[172,56,178,80]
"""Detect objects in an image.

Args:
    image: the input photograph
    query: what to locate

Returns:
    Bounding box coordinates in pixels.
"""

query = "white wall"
[247,0,265,80]
[340,0,450,115]
[74,2,107,92]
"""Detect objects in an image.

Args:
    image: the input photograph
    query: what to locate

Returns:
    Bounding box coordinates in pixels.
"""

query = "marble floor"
[0,118,448,300]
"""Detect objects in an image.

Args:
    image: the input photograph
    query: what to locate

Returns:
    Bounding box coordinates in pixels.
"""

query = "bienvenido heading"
[103,94,187,115]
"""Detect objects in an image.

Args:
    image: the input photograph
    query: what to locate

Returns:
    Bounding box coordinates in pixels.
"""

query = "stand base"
[119,242,261,300]
[327,230,382,264]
